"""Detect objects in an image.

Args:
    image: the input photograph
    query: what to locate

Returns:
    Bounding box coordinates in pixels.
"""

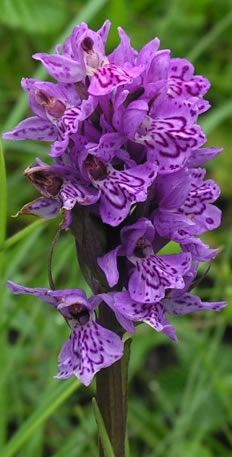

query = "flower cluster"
[5,21,226,385]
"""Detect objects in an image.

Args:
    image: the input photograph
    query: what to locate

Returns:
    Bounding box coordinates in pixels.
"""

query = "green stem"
[71,206,131,456]
[96,307,131,457]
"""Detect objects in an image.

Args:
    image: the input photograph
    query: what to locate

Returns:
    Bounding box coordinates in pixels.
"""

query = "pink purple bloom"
[8,281,123,386]
[5,21,226,385]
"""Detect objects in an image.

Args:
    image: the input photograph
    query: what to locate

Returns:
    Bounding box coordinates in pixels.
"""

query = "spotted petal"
[33,53,84,83]
[154,209,195,242]
[105,291,176,339]
[61,178,100,209]
[88,132,125,162]
[181,171,221,233]
[128,253,191,303]
[88,64,143,96]
[56,321,124,385]
[7,281,60,307]
[96,162,158,226]
[136,109,206,174]
[168,58,210,98]
[3,117,57,141]
[19,197,61,220]
[181,238,219,262]
[164,292,226,315]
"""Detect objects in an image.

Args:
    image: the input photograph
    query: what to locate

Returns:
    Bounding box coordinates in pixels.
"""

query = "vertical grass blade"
[187,10,232,62]
[0,141,7,450]
[0,141,7,258]
[2,380,80,457]
[92,398,116,457]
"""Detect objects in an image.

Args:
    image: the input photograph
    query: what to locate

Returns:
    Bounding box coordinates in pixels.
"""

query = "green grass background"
[1,0,232,456]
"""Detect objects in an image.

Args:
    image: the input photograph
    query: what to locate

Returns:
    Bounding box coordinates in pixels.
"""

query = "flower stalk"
[96,323,131,457]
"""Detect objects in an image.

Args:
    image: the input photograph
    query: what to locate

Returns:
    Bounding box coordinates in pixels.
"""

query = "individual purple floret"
[98,218,192,303]
[4,21,226,385]
[8,281,123,385]
[20,156,157,227]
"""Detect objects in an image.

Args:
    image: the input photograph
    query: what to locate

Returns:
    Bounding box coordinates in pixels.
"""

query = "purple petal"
[181,238,219,262]
[164,292,227,315]
[3,117,57,141]
[154,209,195,242]
[181,172,221,232]
[20,197,61,219]
[100,292,135,333]
[121,218,155,256]
[155,169,191,209]
[56,321,124,385]
[137,109,206,174]
[97,20,111,45]
[88,64,143,96]
[97,246,121,287]
[107,291,176,340]
[187,147,223,168]
[88,132,125,162]
[60,178,100,209]
[123,100,148,139]
[128,253,191,303]
[109,27,138,66]
[7,281,59,307]
[97,162,158,226]
[50,136,69,157]
[136,38,160,67]
[33,53,84,83]
[145,50,170,83]
[168,58,210,98]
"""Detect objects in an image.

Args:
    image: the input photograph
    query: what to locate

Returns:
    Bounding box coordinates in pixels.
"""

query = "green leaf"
[0,142,7,453]
[1,219,45,252]
[0,0,68,34]
[2,379,80,457]
[0,142,7,254]
[92,398,116,457]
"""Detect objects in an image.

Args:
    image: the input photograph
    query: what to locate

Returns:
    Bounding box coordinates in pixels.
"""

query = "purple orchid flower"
[8,281,123,386]
[21,146,158,227]
[153,167,221,248]
[3,78,97,157]
[100,264,226,340]
[4,21,226,388]
[98,218,192,303]
[32,21,144,96]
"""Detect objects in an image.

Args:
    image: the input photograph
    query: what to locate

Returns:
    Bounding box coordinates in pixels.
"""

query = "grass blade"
[2,379,80,457]
[0,141,7,449]
[201,99,232,134]
[92,398,116,457]
[0,141,7,257]
[1,219,45,251]
[187,10,232,62]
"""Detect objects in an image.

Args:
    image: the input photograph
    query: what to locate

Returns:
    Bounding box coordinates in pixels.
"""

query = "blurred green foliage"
[1,0,232,456]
